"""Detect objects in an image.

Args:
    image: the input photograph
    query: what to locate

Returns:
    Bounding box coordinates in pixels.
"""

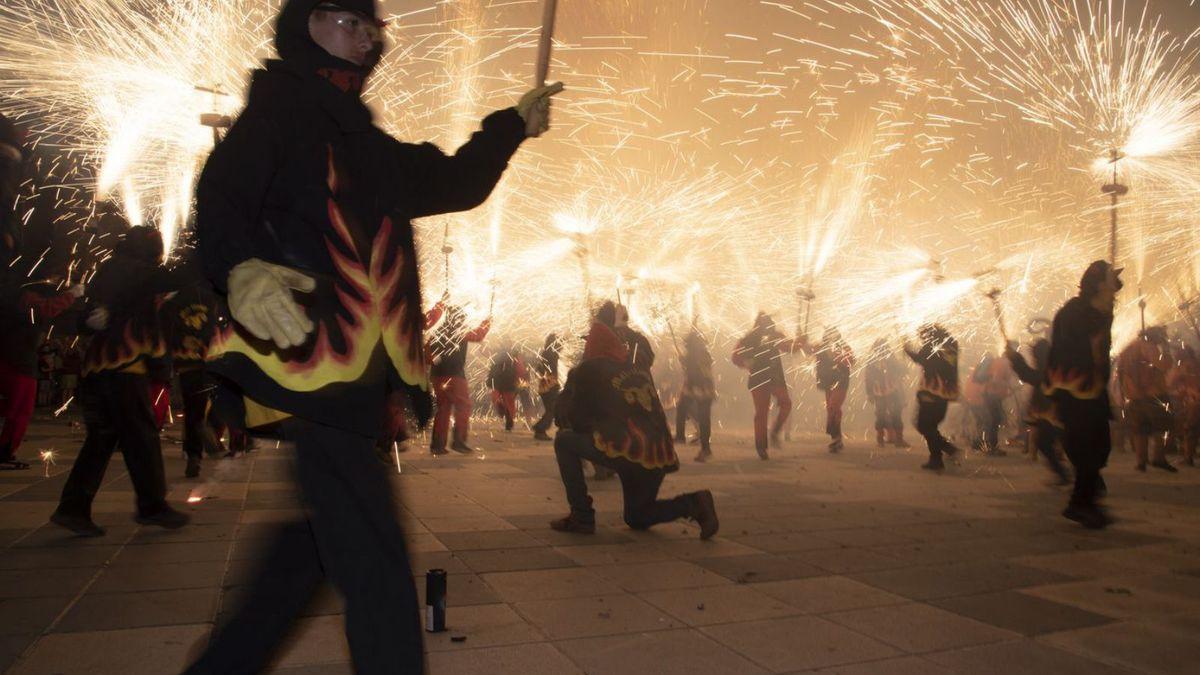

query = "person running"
[904,324,961,471]
[676,328,716,461]
[1044,261,1121,529]
[798,327,855,453]
[733,312,801,460]
[1116,326,1177,473]
[864,338,909,448]
[532,333,562,442]
[1005,338,1071,484]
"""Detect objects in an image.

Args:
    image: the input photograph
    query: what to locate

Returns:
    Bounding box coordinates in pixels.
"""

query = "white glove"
[227,258,317,349]
[85,307,109,331]
[68,284,86,299]
[517,82,565,137]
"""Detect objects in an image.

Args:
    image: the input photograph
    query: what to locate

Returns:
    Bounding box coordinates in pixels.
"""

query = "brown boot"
[691,490,719,540]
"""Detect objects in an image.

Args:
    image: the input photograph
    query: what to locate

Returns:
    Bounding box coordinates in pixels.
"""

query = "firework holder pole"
[527,0,559,138]
[1102,149,1128,266]
[985,287,1010,344]
[441,223,453,298]
[1138,288,1146,334]
[796,283,816,340]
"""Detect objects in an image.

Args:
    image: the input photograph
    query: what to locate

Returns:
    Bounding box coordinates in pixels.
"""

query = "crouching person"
[550,302,719,539]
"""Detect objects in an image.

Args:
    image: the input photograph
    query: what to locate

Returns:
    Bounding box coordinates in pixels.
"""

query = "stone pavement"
[3,413,1200,674]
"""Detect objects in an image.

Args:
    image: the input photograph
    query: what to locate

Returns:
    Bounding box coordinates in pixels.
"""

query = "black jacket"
[81,256,186,377]
[1043,296,1112,404]
[905,338,959,402]
[196,0,525,434]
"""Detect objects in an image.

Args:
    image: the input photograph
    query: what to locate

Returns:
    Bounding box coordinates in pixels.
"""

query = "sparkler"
[39,449,55,478]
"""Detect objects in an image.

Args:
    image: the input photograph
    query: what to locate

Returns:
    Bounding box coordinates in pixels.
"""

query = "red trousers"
[432,376,472,447]
[0,361,36,458]
[825,387,847,439]
[491,390,517,429]
[148,380,171,430]
[751,384,792,451]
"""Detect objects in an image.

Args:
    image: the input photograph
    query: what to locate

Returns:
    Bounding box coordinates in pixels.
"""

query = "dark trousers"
[874,393,903,433]
[675,395,712,451]
[187,417,423,675]
[57,373,168,519]
[981,395,1005,450]
[179,369,221,460]
[533,388,559,433]
[554,430,694,529]
[1058,396,1111,508]
[1033,419,1070,481]
[916,398,952,461]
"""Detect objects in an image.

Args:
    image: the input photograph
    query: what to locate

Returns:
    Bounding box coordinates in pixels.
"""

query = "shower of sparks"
[1,0,1198,411]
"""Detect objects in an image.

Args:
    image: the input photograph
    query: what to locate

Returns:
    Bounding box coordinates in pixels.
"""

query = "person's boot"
[691,490,719,540]
[534,429,553,442]
[50,511,106,537]
[451,440,476,455]
[1062,502,1108,529]
[550,496,595,534]
[135,505,191,530]
[921,454,945,472]
[1150,458,1178,473]
[185,456,201,479]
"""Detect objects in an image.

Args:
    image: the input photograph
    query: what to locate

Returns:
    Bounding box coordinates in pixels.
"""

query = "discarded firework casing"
[425,569,447,632]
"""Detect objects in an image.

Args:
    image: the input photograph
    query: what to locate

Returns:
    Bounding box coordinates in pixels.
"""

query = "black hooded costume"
[189,2,531,672]
[196,0,525,436]
[1042,261,1119,519]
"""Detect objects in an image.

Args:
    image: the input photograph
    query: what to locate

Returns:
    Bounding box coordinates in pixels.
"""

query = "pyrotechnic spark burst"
[1,0,1198,424]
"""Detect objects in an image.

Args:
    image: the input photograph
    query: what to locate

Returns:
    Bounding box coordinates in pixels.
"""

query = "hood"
[583,322,629,363]
[275,0,381,87]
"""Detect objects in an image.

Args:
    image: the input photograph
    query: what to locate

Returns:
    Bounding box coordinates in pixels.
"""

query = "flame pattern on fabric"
[208,147,426,393]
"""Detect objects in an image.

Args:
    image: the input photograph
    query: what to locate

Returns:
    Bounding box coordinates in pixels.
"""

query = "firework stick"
[985,288,1010,343]
[527,0,559,137]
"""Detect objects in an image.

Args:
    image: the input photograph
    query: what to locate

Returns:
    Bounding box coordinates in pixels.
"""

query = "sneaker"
[828,438,844,453]
[450,440,475,455]
[1062,504,1108,529]
[549,514,596,534]
[50,512,106,537]
[135,506,191,530]
[534,430,553,442]
[1150,460,1179,473]
[185,456,201,479]
[921,458,945,472]
[692,490,719,540]
[430,445,449,457]
[694,449,712,463]
[942,443,961,458]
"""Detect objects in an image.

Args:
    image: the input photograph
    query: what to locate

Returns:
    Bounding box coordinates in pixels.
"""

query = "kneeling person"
[551,306,718,539]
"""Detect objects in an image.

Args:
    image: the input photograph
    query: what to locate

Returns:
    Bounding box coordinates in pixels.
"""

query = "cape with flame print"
[207,147,427,393]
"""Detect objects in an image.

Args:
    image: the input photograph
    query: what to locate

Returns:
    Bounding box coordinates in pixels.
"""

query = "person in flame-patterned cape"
[1042,260,1122,529]
[549,301,719,540]
[905,323,962,471]
[186,1,563,672]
